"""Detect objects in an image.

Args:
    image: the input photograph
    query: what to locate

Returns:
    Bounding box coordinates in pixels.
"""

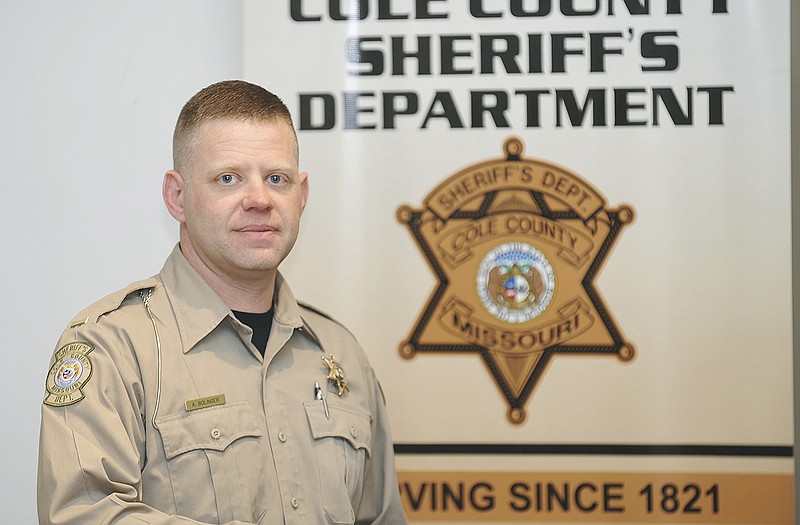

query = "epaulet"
[298,301,341,325]
[66,277,158,328]
[298,301,359,340]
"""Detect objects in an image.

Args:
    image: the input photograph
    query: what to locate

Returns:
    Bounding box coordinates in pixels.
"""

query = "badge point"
[508,407,526,425]
[399,343,416,360]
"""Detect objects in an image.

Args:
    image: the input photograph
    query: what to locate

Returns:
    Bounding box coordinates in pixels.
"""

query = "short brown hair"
[173,80,297,172]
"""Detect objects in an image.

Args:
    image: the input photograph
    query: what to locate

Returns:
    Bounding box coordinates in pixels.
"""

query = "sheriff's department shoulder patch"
[44,342,94,407]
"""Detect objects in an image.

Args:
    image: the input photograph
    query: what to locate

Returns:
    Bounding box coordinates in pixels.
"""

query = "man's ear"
[299,171,309,213]
[163,170,187,222]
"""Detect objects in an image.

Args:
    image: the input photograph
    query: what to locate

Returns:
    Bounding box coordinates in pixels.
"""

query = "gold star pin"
[322,354,350,396]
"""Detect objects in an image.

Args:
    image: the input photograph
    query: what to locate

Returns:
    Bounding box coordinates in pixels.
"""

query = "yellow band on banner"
[397,471,794,523]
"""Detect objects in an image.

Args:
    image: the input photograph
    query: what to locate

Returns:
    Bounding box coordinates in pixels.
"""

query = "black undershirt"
[232,309,274,356]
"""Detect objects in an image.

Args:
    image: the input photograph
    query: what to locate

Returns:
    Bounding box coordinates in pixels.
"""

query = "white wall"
[3,2,797,523]
[0,2,243,522]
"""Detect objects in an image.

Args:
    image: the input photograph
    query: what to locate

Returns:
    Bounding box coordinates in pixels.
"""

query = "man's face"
[172,119,308,283]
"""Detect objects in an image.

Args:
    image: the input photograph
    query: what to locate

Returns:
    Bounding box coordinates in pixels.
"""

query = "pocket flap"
[304,399,373,455]
[157,401,262,459]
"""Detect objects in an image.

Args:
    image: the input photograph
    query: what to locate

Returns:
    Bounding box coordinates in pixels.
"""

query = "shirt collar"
[272,271,305,330]
[159,245,312,353]
[159,245,230,352]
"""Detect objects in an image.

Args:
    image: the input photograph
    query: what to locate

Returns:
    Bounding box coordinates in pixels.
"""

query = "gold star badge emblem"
[322,354,350,396]
[397,137,635,424]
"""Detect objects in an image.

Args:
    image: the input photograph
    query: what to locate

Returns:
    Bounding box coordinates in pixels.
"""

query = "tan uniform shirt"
[38,246,408,525]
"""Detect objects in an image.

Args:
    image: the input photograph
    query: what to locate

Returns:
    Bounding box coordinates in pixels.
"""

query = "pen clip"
[314,381,330,419]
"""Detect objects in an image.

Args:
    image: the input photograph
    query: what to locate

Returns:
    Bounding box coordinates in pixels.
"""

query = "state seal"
[44,342,94,407]
[477,242,556,324]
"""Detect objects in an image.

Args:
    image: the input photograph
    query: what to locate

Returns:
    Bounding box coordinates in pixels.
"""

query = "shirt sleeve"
[37,325,255,525]
[354,367,409,525]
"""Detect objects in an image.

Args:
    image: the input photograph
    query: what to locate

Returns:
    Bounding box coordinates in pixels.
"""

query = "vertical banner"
[245,1,793,523]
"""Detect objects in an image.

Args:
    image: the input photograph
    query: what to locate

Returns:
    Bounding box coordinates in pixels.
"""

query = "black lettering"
[604,482,625,512]
[290,0,321,21]
[293,0,452,20]
[516,89,550,128]
[652,87,692,125]
[683,484,703,514]
[416,0,449,19]
[472,482,495,511]
[512,0,552,17]
[440,35,474,74]
[555,89,606,127]
[509,482,531,511]
[551,33,584,73]
[347,36,384,76]
[471,91,511,128]
[402,482,428,510]
[391,36,432,75]
[667,0,729,14]
[470,0,502,18]
[712,0,729,13]
[589,32,625,72]
[528,34,544,73]
[422,91,464,128]
[575,483,598,512]
[560,0,600,16]
[697,86,734,125]
[378,0,409,19]
[299,93,335,130]
[480,34,522,74]
[607,0,649,15]
[442,483,464,511]
[343,92,376,130]
[548,483,570,511]
[383,91,419,129]
[330,0,368,20]
[614,88,648,126]
[641,31,679,71]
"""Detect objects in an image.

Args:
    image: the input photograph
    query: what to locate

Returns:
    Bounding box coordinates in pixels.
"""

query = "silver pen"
[314,381,330,419]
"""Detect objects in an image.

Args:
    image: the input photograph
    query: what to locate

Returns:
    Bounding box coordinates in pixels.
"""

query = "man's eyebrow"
[206,163,244,173]
[262,164,298,174]
[203,161,298,176]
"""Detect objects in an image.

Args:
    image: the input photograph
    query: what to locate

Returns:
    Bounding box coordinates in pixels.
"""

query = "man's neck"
[209,276,275,313]
[179,244,276,313]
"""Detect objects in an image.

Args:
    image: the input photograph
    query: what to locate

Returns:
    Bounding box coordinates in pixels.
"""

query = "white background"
[1,2,243,522]
[1,1,794,524]
[244,1,793,445]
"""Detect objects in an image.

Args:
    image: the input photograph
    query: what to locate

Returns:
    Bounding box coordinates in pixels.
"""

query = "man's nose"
[242,178,274,210]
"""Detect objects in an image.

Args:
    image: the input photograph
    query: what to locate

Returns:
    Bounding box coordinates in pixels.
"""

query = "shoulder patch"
[44,342,94,407]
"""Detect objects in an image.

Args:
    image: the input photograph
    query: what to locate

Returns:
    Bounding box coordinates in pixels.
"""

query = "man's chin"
[234,254,286,273]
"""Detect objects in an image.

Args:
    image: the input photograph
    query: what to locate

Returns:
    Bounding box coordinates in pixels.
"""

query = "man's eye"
[218,174,237,185]
[268,174,287,185]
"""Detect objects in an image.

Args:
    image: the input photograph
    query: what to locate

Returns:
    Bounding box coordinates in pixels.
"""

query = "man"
[38,80,408,525]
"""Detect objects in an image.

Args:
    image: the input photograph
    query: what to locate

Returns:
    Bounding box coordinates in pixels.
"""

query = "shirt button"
[278,431,287,443]
[291,497,300,509]
[210,428,221,440]
[350,426,358,438]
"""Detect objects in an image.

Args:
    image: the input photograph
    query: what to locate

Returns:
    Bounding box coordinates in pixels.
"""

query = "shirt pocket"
[304,399,373,525]
[157,401,266,523]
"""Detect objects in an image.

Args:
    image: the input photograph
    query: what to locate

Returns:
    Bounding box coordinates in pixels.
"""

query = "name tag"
[185,394,226,412]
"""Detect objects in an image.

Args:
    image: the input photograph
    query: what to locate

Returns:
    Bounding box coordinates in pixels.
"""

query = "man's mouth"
[236,225,276,233]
